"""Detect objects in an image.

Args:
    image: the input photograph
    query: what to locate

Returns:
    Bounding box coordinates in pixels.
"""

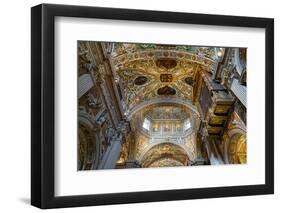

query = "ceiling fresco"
[109,43,224,114]
[143,105,189,121]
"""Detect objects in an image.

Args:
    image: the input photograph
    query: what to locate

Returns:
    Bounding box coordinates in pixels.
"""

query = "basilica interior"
[78,41,247,170]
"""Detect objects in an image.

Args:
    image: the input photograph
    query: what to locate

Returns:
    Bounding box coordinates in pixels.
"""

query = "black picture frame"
[31,3,274,209]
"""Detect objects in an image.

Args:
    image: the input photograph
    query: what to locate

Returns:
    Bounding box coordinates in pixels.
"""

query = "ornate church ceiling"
[109,43,224,114]
[141,104,189,121]
[129,103,198,165]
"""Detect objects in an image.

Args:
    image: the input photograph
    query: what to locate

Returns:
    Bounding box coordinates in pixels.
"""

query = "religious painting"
[134,76,148,85]
[156,58,177,69]
[157,86,177,95]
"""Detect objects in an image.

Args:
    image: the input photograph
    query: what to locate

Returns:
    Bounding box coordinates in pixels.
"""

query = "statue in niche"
[117,120,128,135]
[78,45,96,74]
[87,93,101,108]
[104,126,116,145]
[79,46,90,63]
[96,111,107,125]
[85,62,97,72]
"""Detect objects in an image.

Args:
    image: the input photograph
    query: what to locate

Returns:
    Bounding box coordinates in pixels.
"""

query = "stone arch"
[126,97,201,134]
[223,128,247,164]
[113,49,216,69]
[127,97,200,120]
[78,112,102,170]
[139,142,190,168]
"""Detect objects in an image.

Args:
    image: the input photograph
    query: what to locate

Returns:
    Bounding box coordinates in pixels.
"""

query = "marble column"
[206,141,224,165]
[230,78,247,107]
[98,136,122,170]
[201,126,224,165]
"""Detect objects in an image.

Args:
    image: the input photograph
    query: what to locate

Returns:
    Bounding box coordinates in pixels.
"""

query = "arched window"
[183,119,191,132]
[142,118,151,131]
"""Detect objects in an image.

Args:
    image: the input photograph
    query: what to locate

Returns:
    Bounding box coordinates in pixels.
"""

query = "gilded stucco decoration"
[149,158,184,167]
[140,143,190,168]
[131,104,198,164]
[109,43,223,113]
[222,111,247,164]
[77,41,247,169]
[227,134,247,164]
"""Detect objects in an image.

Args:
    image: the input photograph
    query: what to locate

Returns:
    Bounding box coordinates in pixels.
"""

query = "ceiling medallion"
[157,86,176,95]
[156,58,177,69]
[160,73,173,82]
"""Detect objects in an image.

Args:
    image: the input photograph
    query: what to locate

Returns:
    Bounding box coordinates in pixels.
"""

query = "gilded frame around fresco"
[31,4,274,209]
